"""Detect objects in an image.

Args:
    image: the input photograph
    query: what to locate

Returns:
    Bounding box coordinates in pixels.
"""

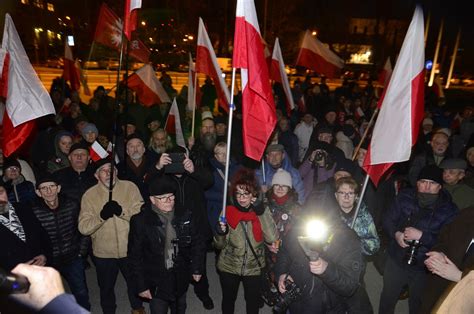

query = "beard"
[201,133,217,151]
[129,152,143,161]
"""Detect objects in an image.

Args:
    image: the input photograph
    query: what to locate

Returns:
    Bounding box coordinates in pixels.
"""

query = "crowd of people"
[0,72,473,314]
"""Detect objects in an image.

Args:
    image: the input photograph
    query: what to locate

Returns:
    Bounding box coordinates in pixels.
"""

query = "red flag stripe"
[296,48,341,79]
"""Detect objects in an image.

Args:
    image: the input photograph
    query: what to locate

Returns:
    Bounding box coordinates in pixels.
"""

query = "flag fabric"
[270,38,295,116]
[124,0,142,40]
[127,64,171,106]
[196,18,230,112]
[165,98,186,148]
[63,42,81,92]
[296,30,344,78]
[363,6,425,186]
[90,141,109,162]
[186,53,202,111]
[128,39,150,63]
[0,14,55,157]
[378,57,392,87]
[94,3,123,50]
[233,0,277,161]
[75,59,91,96]
[262,38,272,72]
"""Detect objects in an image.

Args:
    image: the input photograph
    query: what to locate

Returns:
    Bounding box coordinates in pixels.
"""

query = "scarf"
[226,205,263,242]
[271,193,290,205]
[152,205,176,270]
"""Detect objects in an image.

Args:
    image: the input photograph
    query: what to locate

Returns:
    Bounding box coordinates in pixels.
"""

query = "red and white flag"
[128,39,150,63]
[187,53,202,111]
[196,18,230,112]
[127,64,171,106]
[270,38,295,116]
[63,42,81,92]
[124,0,142,40]
[233,0,277,161]
[0,14,55,157]
[165,98,186,148]
[378,57,392,87]
[90,141,109,162]
[75,59,91,96]
[296,30,344,78]
[363,6,425,186]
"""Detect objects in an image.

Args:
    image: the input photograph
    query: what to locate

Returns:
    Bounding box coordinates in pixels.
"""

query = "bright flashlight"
[305,219,328,241]
[298,219,329,261]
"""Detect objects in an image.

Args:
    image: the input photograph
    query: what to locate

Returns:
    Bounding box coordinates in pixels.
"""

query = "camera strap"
[240,222,264,269]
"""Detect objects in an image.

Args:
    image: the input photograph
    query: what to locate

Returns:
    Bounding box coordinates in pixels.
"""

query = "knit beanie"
[271,169,292,188]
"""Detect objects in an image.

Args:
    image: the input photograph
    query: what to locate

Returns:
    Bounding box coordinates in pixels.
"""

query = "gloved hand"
[252,193,265,216]
[100,201,122,220]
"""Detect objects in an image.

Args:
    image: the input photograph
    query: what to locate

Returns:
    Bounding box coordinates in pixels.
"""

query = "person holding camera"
[215,168,278,314]
[273,202,363,313]
[128,175,205,313]
[78,158,145,314]
[379,165,458,314]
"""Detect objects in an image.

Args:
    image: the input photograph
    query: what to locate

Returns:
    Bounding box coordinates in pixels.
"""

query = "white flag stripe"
[169,98,186,148]
[236,0,260,34]
[301,31,344,68]
[272,38,295,110]
[369,7,424,164]
[135,64,171,103]
[1,14,55,127]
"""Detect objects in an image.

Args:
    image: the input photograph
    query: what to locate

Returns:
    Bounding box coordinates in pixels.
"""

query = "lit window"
[47,3,54,11]
[21,0,29,4]
[33,0,43,8]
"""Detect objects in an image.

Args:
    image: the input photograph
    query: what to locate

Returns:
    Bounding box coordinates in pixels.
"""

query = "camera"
[0,269,30,295]
[314,150,326,162]
[165,153,185,174]
[404,239,420,265]
[273,279,301,313]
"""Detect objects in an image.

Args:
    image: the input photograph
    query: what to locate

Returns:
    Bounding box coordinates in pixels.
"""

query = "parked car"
[46,57,64,68]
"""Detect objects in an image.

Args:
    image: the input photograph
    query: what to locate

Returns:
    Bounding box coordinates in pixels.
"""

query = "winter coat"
[278,130,299,168]
[274,212,363,313]
[408,150,450,187]
[255,152,306,204]
[335,131,354,160]
[53,165,97,204]
[128,205,206,300]
[214,206,278,276]
[339,202,380,256]
[31,195,88,267]
[444,183,474,210]
[294,122,314,162]
[264,191,300,239]
[117,153,158,202]
[383,188,458,271]
[3,176,36,204]
[78,179,143,258]
[0,202,51,271]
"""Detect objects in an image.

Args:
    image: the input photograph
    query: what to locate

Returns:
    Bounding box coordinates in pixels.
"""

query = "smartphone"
[164,153,185,173]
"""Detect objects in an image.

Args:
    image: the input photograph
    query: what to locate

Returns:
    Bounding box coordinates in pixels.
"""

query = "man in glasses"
[78,158,145,314]
[32,176,90,310]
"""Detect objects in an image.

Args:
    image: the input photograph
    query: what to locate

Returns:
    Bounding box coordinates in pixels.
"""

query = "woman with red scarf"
[214,169,278,314]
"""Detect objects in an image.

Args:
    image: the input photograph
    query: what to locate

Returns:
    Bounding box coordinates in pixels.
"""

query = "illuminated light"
[366,51,371,56]
[305,220,328,241]
[188,35,194,40]
[149,37,154,42]
[141,21,146,26]
[149,48,153,51]
[57,34,61,40]
[312,31,317,36]
[183,38,188,42]
[173,44,176,47]
[65,16,71,20]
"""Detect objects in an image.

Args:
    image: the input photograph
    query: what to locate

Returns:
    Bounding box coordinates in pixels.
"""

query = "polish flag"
[124,0,142,40]
[233,0,277,161]
[363,6,425,186]
[0,14,55,157]
[270,38,295,116]
[165,98,186,148]
[196,18,230,112]
[187,53,202,111]
[127,64,171,106]
[296,30,344,78]
[63,42,81,92]
[90,141,109,162]
[378,57,392,87]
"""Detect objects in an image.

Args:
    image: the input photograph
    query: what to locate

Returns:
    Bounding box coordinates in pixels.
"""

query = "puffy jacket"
[383,188,458,271]
[32,195,89,267]
[78,179,143,258]
[214,206,278,276]
[3,176,36,204]
[128,205,206,300]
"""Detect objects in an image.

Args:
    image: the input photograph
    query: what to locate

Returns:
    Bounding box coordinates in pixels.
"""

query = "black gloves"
[252,193,265,216]
[100,200,123,220]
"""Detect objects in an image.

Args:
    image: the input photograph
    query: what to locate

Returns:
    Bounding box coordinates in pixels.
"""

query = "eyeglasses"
[38,184,58,192]
[6,166,20,172]
[154,194,175,202]
[273,184,289,190]
[336,191,356,198]
[235,192,251,199]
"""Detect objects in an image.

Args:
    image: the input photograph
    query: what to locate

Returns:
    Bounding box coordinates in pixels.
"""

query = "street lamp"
[312,30,317,36]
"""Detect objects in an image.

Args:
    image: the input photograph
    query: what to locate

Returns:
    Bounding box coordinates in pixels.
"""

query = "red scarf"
[272,193,290,205]
[226,205,263,242]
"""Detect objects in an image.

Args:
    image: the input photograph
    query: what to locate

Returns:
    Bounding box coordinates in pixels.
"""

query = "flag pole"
[351,174,370,229]
[220,67,237,220]
[445,27,461,89]
[428,18,444,87]
[108,31,126,201]
[352,108,379,161]
[191,70,198,138]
